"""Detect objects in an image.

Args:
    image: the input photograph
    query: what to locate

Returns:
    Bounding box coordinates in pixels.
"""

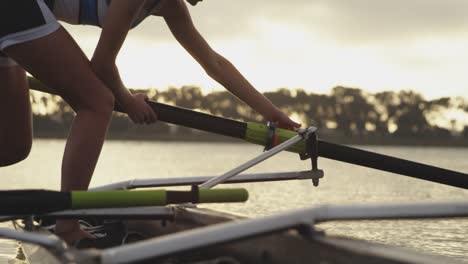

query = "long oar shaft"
[318,141,468,189]
[28,78,468,189]
[0,188,248,215]
[142,98,468,189]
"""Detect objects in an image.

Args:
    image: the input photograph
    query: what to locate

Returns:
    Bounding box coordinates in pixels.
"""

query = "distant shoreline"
[33,131,468,147]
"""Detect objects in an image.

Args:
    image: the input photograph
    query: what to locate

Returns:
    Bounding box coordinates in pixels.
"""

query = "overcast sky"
[65,0,468,99]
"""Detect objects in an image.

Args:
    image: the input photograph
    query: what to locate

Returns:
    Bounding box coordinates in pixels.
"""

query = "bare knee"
[0,139,32,167]
[89,88,115,116]
[74,84,115,118]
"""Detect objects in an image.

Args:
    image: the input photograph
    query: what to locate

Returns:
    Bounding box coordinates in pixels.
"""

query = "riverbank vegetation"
[29,82,468,146]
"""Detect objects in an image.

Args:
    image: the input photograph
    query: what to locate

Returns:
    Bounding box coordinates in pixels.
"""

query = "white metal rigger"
[199,127,317,189]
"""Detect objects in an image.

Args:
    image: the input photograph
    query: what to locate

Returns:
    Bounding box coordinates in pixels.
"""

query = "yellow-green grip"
[199,188,249,203]
[245,122,305,154]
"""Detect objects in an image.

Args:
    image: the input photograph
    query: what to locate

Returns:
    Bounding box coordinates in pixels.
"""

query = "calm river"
[1,140,468,263]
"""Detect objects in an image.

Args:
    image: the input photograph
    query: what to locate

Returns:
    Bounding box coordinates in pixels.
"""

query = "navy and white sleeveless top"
[48,0,164,28]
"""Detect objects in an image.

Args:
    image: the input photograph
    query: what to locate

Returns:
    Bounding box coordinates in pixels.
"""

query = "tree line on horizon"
[29,84,468,141]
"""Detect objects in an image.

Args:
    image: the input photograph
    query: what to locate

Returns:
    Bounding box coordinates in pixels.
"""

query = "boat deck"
[14,206,466,264]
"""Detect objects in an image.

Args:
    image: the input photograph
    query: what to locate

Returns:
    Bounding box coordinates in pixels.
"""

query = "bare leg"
[4,27,114,243]
[0,66,32,166]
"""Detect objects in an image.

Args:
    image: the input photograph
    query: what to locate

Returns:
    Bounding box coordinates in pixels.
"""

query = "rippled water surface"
[1,140,468,263]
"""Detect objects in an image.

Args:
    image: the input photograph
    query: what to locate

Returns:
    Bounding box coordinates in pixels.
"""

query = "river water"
[1,139,468,263]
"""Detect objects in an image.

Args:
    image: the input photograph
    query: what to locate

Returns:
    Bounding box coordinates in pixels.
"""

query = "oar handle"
[0,188,249,215]
[72,188,249,209]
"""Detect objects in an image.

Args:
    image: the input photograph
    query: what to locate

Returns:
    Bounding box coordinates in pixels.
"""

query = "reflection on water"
[318,219,468,261]
[1,140,468,262]
[0,223,27,264]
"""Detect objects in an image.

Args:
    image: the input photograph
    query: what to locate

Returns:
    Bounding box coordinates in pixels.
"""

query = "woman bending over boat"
[0,0,299,243]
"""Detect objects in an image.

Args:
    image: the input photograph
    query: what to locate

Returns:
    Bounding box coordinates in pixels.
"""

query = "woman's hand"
[121,93,158,125]
[271,110,301,131]
[89,62,156,125]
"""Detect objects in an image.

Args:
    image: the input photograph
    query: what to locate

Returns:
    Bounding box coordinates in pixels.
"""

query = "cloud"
[69,0,468,45]
[63,0,468,99]
[188,0,468,44]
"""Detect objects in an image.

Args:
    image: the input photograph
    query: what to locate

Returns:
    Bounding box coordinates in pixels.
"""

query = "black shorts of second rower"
[0,1,49,38]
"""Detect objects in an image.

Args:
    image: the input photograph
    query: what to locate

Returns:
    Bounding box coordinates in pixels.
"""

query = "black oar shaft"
[127,101,468,189]
[135,101,246,139]
[142,100,468,190]
[318,141,468,189]
[0,190,71,215]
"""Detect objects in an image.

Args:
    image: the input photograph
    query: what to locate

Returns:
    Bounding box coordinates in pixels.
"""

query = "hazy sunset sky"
[64,0,468,99]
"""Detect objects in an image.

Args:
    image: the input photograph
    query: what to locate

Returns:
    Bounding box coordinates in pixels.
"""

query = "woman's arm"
[160,0,300,130]
[91,0,156,124]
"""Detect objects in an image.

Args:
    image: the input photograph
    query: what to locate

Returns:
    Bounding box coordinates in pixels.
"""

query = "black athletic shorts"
[0,0,60,67]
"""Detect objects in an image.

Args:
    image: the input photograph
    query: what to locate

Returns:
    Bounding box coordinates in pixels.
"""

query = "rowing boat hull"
[15,206,462,264]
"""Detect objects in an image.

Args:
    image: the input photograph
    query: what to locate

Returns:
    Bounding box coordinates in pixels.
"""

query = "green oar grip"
[199,188,249,203]
[71,190,167,209]
[245,122,305,154]
[71,188,249,209]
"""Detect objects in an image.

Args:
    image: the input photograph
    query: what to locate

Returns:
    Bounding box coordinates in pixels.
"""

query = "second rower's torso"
[52,0,80,24]
[51,0,165,27]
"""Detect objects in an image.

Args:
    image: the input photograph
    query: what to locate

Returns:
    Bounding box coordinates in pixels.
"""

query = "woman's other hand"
[122,93,157,125]
[271,110,301,131]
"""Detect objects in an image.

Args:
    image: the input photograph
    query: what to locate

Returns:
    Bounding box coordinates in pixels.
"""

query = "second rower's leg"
[0,64,32,167]
[4,27,114,243]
